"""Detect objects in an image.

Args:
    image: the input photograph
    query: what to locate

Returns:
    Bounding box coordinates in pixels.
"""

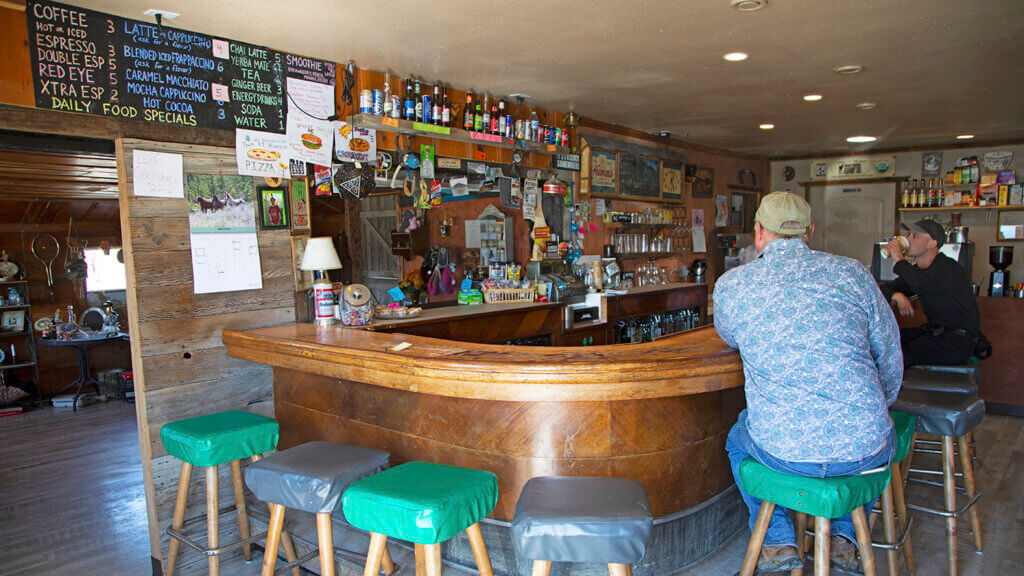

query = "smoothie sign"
[26,0,324,133]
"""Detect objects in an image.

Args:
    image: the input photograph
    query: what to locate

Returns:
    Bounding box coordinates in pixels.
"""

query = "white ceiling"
[71,0,1024,157]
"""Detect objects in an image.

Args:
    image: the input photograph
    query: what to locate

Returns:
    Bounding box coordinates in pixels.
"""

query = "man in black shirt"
[881,219,981,366]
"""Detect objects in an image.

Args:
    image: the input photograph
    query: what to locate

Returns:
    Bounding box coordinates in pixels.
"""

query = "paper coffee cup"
[881,236,909,259]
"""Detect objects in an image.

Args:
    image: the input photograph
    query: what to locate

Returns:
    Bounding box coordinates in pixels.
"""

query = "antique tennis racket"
[31,233,61,301]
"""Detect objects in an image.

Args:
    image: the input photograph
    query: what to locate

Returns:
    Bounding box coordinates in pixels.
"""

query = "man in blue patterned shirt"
[714,191,903,574]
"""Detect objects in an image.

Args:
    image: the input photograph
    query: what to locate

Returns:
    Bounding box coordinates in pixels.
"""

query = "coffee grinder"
[988,245,1013,297]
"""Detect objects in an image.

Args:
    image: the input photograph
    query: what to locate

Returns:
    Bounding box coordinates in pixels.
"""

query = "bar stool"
[511,476,653,576]
[245,441,391,576]
[900,368,979,473]
[160,409,298,576]
[342,461,498,576]
[737,458,891,576]
[891,390,985,576]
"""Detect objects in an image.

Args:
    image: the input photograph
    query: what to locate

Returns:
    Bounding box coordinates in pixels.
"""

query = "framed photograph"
[692,166,714,198]
[290,236,315,291]
[2,310,25,332]
[257,185,289,230]
[290,179,311,233]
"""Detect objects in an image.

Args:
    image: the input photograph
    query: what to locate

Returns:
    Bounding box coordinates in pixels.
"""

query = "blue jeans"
[726,409,895,547]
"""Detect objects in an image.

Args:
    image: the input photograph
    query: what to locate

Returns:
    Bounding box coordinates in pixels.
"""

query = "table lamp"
[300,237,343,327]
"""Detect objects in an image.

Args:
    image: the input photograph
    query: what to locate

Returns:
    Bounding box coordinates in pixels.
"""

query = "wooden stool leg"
[881,484,899,576]
[415,544,426,576]
[942,436,959,576]
[608,564,630,576]
[228,460,252,562]
[165,461,193,576]
[206,465,220,576]
[261,503,286,576]
[424,543,443,576]
[957,435,983,553]
[382,543,396,576]
[466,522,494,576]
[364,532,388,576]
[251,455,300,576]
[794,512,808,562]
[902,433,917,485]
[852,507,879,576]
[739,501,775,576]
[316,513,336,576]
[890,462,915,575]
[530,560,552,576]
[813,517,830,576]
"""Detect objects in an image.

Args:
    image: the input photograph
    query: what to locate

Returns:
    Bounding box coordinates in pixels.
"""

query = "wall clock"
[783,166,796,181]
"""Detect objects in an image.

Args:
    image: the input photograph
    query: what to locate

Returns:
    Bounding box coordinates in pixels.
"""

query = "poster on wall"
[922,152,943,177]
[809,155,896,181]
[334,121,377,163]
[692,167,714,198]
[185,174,263,294]
[618,154,660,198]
[714,195,728,227]
[132,150,184,198]
[590,150,617,194]
[235,129,290,178]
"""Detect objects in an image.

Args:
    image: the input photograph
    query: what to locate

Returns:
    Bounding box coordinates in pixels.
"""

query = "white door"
[807,183,896,267]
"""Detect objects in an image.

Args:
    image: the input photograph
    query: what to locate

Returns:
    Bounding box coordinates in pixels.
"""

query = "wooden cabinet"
[562,323,609,346]
[0,280,39,405]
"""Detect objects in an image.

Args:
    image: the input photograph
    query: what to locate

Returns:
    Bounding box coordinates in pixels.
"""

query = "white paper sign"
[286,110,333,165]
[189,233,264,294]
[333,121,377,163]
[236,129,290,178]
[133,150,184,198]
[692,227,707,253]
[287,77,335,119]
[595,198,606,216]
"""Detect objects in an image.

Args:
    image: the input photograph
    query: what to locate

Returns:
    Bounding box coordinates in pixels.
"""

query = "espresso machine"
[988,245,1013,297]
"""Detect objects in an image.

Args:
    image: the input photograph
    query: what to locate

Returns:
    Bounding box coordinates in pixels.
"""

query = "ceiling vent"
[731,0,767,12]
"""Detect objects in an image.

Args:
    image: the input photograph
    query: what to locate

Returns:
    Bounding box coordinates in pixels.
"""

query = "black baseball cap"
[899,219,945,248]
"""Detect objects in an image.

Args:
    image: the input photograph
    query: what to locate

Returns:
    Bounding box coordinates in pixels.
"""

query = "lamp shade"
[300,237,343,271]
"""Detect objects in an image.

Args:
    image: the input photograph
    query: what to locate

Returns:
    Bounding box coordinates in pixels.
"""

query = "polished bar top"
[223,323,742,402]
[367,300,562,330]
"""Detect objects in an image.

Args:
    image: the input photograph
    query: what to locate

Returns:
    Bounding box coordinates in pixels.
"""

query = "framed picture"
[291,236,315,292]
[692,166,714,198]
[290,179,311,233]
[2,310,25,332]
[257,185,289,230]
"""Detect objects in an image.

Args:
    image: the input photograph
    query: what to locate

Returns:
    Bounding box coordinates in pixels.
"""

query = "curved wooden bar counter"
[224,322,746,575]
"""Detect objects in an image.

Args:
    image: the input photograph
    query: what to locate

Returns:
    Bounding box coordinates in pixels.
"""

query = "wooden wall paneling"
[117,138,297,570]
[0,5,32,107]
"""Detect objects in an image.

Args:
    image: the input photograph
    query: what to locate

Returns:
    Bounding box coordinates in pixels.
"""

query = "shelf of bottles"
[349,114,571,155]
[497,334,553,347]
[613,307,702,344]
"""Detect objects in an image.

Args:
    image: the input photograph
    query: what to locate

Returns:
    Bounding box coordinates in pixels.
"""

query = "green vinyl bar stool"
[737,458,891,576]
[160,410,299,576]
[342,461,499,576]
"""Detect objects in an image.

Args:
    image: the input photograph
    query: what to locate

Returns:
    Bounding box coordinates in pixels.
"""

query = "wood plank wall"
[116,138,296,570]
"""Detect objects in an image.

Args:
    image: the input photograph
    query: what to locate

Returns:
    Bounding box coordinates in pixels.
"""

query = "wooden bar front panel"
[273,366,743,520]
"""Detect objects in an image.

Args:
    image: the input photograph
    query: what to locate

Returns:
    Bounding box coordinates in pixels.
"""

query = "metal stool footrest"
[269,545,398,576]
[905,489,982,519]
[165,505,271,557]
[870,516,914,551]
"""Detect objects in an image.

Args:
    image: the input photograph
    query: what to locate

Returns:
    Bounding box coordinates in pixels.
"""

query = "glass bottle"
[463,91,474,130]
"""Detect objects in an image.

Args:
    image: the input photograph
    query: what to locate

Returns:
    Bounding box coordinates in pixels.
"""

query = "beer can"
[359,90,373,114]
[515,120,524,139]
[505,115,513,137]
[371,90,384,115]
[421,95,432,122]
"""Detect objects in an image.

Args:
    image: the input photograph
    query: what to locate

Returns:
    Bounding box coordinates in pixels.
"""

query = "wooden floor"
[0,401,1021,576]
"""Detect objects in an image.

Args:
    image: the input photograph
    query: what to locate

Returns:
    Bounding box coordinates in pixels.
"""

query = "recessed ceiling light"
[803,94,823,102]
[846,135,877,143]
[509,93,531,100]
[731,0,768,12]
[956,134,975,140]
[834,64,864,75]
[723,52,749,62]
[143,8,180,20]
[856,102,878,110]
[759,123,775,130]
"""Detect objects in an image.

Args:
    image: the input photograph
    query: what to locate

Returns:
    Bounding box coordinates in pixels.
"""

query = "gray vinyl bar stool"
[512,476,653,576]
[891,389,985,576]
[245,441,392,576]
[899,368,979,482]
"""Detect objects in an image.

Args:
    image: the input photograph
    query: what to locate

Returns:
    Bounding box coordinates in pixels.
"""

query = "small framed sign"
[290,179,311,233]
[257,185,289,230]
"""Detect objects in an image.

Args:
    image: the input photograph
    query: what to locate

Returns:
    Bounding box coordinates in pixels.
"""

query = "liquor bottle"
[918,179,927,208]
[497,100,506,136]
[908,178,917,208]
[481,94,491,133]
[382,73,393,118]
[473,96,483,131]
[489,100,499,134]
[529,111,539,141]
[403,78,415,121]
[928,178,937,207]
[901,181,909,208]
[432,85,442,124]
[441,86,451,127]
[463,91,474,130]
[414,80,423,122]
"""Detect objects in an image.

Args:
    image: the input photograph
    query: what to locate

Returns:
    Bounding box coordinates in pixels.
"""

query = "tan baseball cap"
[755,191,812,235]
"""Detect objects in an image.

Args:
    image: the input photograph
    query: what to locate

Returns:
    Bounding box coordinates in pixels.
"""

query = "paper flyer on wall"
[286,110,333,166]
[185,173,263,294]
[235,129,290,178]
[333,121,377,164]
[132,150,184,198]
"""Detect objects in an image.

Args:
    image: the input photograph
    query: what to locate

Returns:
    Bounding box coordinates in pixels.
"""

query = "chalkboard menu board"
[27,0,331,133]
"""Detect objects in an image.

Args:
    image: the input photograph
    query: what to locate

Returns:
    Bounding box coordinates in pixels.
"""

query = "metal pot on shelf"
[947,226,969,244]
